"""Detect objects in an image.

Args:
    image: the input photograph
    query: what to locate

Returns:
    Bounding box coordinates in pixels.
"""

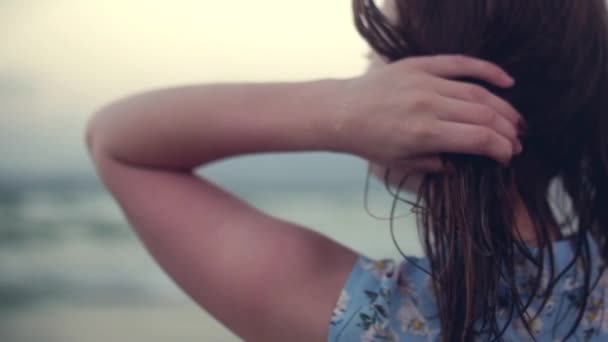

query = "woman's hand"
[335,54,525,174]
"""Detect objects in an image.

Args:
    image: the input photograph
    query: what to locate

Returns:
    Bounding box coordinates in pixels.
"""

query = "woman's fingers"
[430,77,523,126]
[388,155,447,174]
[403,55,515,89]
[369,156,448,190]
[409,120,517,165]
[351,54,526,167]
[433,97,522,154]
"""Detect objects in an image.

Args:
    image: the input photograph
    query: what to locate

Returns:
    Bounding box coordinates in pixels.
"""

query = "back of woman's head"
[354,0,608,340]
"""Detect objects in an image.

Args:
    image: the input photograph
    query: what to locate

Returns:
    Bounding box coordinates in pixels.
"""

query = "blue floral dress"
[328,235,608,341]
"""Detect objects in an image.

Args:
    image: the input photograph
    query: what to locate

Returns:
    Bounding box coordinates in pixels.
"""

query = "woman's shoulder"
[327,235,608,341]
[334,254,433,299]
[519,233,606,294]
[504,235,608,340]
[328,254,439,341]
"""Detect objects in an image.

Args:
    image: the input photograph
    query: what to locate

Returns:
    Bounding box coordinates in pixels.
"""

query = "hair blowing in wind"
[354,0,608,341]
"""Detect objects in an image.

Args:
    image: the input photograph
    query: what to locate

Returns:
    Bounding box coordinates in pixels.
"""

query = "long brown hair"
[354,0,608,340]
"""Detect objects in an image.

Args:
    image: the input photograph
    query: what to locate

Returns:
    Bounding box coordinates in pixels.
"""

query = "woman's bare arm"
[86,79,359,342]
[87,80,351,170]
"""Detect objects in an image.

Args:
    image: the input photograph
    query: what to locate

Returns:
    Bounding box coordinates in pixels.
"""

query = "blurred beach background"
[0,1,422,341]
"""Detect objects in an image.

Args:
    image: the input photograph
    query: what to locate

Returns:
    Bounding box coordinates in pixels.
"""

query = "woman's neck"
[512,189,561,246]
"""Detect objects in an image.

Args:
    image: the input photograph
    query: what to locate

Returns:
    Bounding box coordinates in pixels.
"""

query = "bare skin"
[364,52,537,245]
[86,55,524,342]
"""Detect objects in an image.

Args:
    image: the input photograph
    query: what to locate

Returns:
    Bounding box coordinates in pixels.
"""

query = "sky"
[0,0,375,185]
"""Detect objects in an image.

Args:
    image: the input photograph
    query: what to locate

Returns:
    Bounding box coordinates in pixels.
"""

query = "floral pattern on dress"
[328,236,608,342]
[397,299,430,336]
[360,321,400,342]
[331,289,351,325]
[360,257,396,280]
[513,306,544,337]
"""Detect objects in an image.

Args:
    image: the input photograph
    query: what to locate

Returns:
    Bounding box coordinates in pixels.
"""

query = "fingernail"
[503,75,516,87]
[518,119,528,136]
[516,141,523,154]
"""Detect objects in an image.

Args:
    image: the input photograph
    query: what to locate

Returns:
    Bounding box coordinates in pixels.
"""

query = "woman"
[86,0,608,341]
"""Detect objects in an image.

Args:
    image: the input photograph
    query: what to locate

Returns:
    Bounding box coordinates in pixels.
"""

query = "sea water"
[0,180,421,342]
